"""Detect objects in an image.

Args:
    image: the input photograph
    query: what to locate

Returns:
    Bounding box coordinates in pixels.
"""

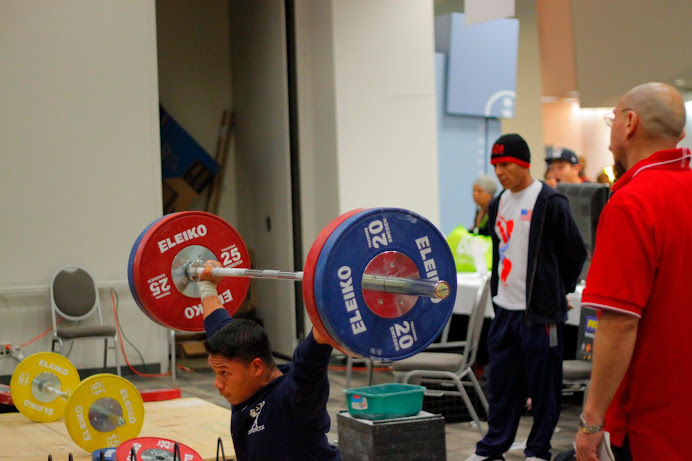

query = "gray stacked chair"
[562,307,597,398]
[50,264,121,376]
[392,274,491,435]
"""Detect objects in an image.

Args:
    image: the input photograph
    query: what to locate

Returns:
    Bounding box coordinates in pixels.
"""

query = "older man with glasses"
[573,82,692,461]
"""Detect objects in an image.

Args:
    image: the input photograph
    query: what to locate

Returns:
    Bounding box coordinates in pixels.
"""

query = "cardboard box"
[162,177,199,214]
[179,341,207,358]
[159,106,219,213]
[175,332,207,359]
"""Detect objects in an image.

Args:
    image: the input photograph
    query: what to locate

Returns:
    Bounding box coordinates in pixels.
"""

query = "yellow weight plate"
[64,373,144,453]
[9,351,80,422]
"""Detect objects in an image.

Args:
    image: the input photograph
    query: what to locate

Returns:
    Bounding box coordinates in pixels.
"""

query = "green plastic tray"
[343,383,425,420]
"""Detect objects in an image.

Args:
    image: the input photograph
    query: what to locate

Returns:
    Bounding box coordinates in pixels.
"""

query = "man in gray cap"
[546,148,584,184]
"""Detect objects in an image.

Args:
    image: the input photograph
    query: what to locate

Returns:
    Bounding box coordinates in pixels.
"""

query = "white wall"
[579,109,613,179]
[229,1,297,356]
[295,0,440,336]
[294,0,341,255]
[0,1,167,374]
[331,0,440,223]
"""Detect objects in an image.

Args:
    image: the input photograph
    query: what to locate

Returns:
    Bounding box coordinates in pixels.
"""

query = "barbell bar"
[182,261,451,300]
[9,351,144,453]
[128,208,457,360]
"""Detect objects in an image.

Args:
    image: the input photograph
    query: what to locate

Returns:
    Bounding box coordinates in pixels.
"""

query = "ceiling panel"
[572,0,692,107]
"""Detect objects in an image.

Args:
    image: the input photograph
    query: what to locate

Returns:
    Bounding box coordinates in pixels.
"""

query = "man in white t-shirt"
[466,134,586,461]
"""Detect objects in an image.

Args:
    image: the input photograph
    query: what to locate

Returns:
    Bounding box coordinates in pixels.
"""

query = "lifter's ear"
[250,357,265,377]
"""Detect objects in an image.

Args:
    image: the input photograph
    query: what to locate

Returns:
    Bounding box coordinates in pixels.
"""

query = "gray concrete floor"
[130,354,582,460]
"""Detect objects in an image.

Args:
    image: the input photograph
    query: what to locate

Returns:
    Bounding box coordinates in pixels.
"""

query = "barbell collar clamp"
[184,260,449,299]
[40,382,70,399]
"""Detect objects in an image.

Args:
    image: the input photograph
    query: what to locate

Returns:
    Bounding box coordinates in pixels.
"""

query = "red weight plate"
[116,437,202,461]
[131,212,251,331]
[361,250,420,318]
[303,209,365,352]
[0,384,12,406]
[129,214,179,327]
[131,213,219,330]
[130,213,195,329]
[139,388,181,402]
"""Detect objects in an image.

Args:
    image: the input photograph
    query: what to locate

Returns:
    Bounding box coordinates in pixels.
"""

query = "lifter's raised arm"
[198,260,225,320]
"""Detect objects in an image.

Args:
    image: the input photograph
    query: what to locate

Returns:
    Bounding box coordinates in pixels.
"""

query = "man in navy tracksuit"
[198,260,341,461]
[466,134,586,461]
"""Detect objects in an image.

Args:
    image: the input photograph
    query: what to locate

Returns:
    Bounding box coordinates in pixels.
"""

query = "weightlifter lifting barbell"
[9,351,144,454]
[127,207,458,460]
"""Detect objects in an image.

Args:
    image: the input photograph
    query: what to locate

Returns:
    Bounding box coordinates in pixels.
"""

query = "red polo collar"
[611,147,691,193]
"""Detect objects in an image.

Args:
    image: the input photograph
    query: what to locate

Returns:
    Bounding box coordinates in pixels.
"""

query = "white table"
[454,272,494,317]
[453,272,584,327]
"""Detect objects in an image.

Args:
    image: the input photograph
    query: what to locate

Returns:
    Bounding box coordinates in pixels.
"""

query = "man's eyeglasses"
[603,108,632,127]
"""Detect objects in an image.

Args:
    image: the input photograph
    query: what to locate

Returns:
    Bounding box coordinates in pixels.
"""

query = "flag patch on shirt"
[520,209,532,221]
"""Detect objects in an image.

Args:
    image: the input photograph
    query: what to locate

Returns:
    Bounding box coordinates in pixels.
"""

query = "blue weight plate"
[313,208,456,360]
[92,447,117,461]
[128,215,171,326]
[303,208,366,352]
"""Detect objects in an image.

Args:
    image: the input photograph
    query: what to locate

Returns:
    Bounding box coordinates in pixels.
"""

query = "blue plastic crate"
[343,383,425,421]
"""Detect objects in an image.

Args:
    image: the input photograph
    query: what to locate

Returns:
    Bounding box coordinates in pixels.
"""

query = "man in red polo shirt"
[574,82,692,460]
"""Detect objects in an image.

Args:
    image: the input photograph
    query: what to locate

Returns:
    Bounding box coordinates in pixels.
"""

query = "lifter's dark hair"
[204,320,276,368]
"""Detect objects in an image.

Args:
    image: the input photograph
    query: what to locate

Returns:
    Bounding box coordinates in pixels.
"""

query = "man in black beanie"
[466,134,586,461]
